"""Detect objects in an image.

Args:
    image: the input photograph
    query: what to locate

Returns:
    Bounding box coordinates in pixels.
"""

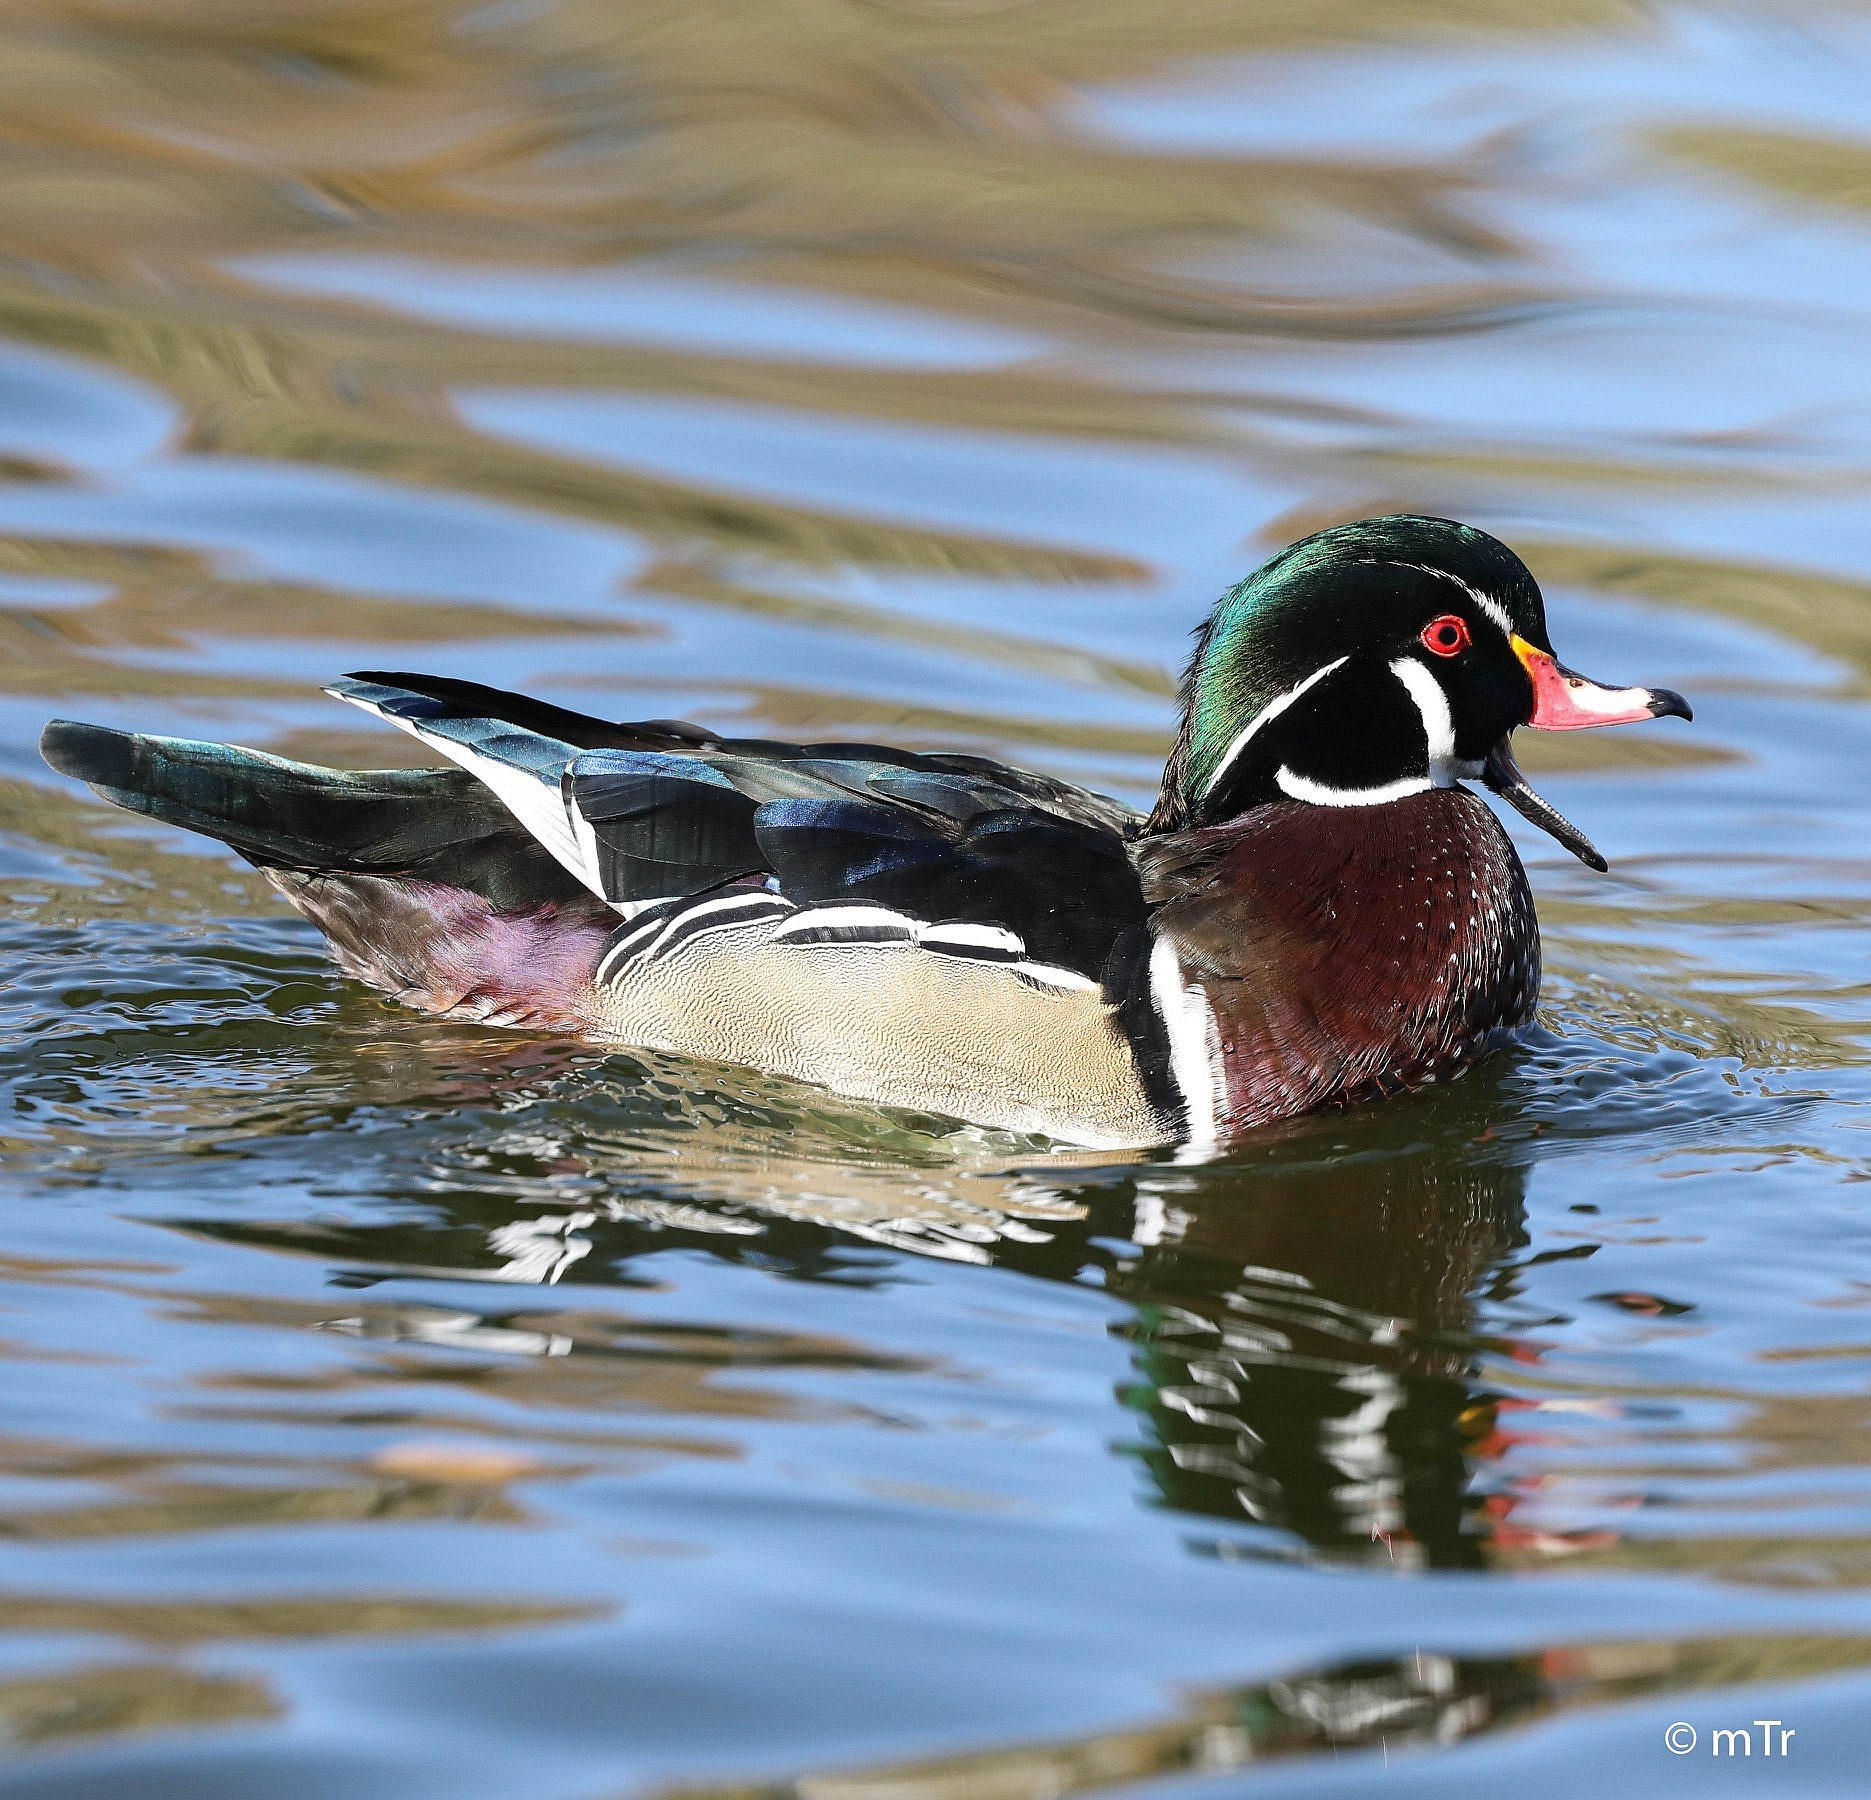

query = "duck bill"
[1482,738,1609,871]
[1491,636,1692,868]
[1510,634,1692,730]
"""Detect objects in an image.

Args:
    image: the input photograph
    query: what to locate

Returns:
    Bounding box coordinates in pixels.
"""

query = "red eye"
[1420,613,1471,658]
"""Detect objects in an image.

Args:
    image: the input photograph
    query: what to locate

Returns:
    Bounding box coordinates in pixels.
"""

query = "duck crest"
[1141,789,1539,1137]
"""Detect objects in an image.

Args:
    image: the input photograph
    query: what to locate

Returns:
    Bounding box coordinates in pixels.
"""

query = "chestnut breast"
[1140,788,1539,1133]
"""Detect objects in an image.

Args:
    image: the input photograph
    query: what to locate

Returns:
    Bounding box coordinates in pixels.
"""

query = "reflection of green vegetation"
[548,672,1170,764]
[0,1592,600,1645]
[553,0,1637,71]
[0,1661,278,1747]
[1525,539,1871,681]
[0,539,642,705]
[1659,124,1871,215]
[1538,942,1871,1069]
[637,558,1175,698]
[0,1476,529,1541]
[0,776,275,922]
[0,0,1635,747]
[0,0,1835,774]
[0,279,1135,583]
[1510,729,1729,774]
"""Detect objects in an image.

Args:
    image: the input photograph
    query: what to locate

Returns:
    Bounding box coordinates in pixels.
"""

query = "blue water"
[4,2,1871,1793]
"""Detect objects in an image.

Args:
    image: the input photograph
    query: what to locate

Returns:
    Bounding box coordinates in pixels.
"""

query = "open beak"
[1485,636,1693,871]
[1483,739,1608,871]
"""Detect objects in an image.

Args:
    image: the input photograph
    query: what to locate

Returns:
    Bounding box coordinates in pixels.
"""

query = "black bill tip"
[1645,687,1693,723]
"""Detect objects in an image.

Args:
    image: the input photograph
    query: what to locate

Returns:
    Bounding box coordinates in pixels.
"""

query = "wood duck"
[41,516,1689,1150]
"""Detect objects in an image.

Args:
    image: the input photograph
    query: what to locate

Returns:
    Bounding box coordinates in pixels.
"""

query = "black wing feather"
[566,750,763,897]
[335,673,1151,979]
[753,795,1145,980]
[346,670,722,754]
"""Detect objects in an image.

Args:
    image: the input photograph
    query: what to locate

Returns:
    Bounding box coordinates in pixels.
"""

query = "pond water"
[4,1,1871,1793]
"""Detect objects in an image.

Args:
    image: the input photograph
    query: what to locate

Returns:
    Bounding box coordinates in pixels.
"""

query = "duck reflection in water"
[1104,1148,1536,1571]
[162,1030,1586,1577]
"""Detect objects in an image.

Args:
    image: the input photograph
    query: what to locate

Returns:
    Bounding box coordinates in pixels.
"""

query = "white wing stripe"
[597,891,1105,1001]
[638,891,793,961]
[328,685,605,900]
[566,799,609,900]
[1012,961,1100,993]
[771,904,917,942]
[917,921,1023,955]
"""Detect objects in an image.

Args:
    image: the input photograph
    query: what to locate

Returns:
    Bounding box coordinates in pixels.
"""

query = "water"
[3,1,1871,1792]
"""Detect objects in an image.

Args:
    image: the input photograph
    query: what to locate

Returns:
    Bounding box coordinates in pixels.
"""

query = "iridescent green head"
[1148,516,1690,868]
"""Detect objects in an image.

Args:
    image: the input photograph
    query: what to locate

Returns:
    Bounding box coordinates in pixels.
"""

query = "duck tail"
[40,719,617,1029]
[42,719,566,899]
[42,719,423,870]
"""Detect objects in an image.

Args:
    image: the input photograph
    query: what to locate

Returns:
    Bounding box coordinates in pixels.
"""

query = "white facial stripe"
[1148,934,1220,1146]
[1472,592,1513,637]
[1394,562,1513,638]
[1200,563,1513,809]
[1275,767,1433,807]
[1269,655,1464,808]
[1201,654,1348,800]
[1389,655,1459,784]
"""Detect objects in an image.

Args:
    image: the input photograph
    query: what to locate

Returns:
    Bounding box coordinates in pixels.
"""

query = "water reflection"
[160,1082,1548,1574]
[132,1092,1871,1780]
[1110,1153,1529,1571]
[0,1662,278,1751]
[660,1632,1871,1799]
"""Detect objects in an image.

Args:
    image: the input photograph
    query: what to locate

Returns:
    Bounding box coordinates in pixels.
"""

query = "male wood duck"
[41,516,1688,1150]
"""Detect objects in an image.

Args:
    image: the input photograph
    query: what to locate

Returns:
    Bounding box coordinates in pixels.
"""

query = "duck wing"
[331,671,1150,989]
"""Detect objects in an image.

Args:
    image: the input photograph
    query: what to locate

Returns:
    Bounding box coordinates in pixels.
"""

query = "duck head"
[1149,515,1690,869]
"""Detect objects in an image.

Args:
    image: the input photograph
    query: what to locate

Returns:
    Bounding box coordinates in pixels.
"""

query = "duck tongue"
[1482,739,1608,872]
